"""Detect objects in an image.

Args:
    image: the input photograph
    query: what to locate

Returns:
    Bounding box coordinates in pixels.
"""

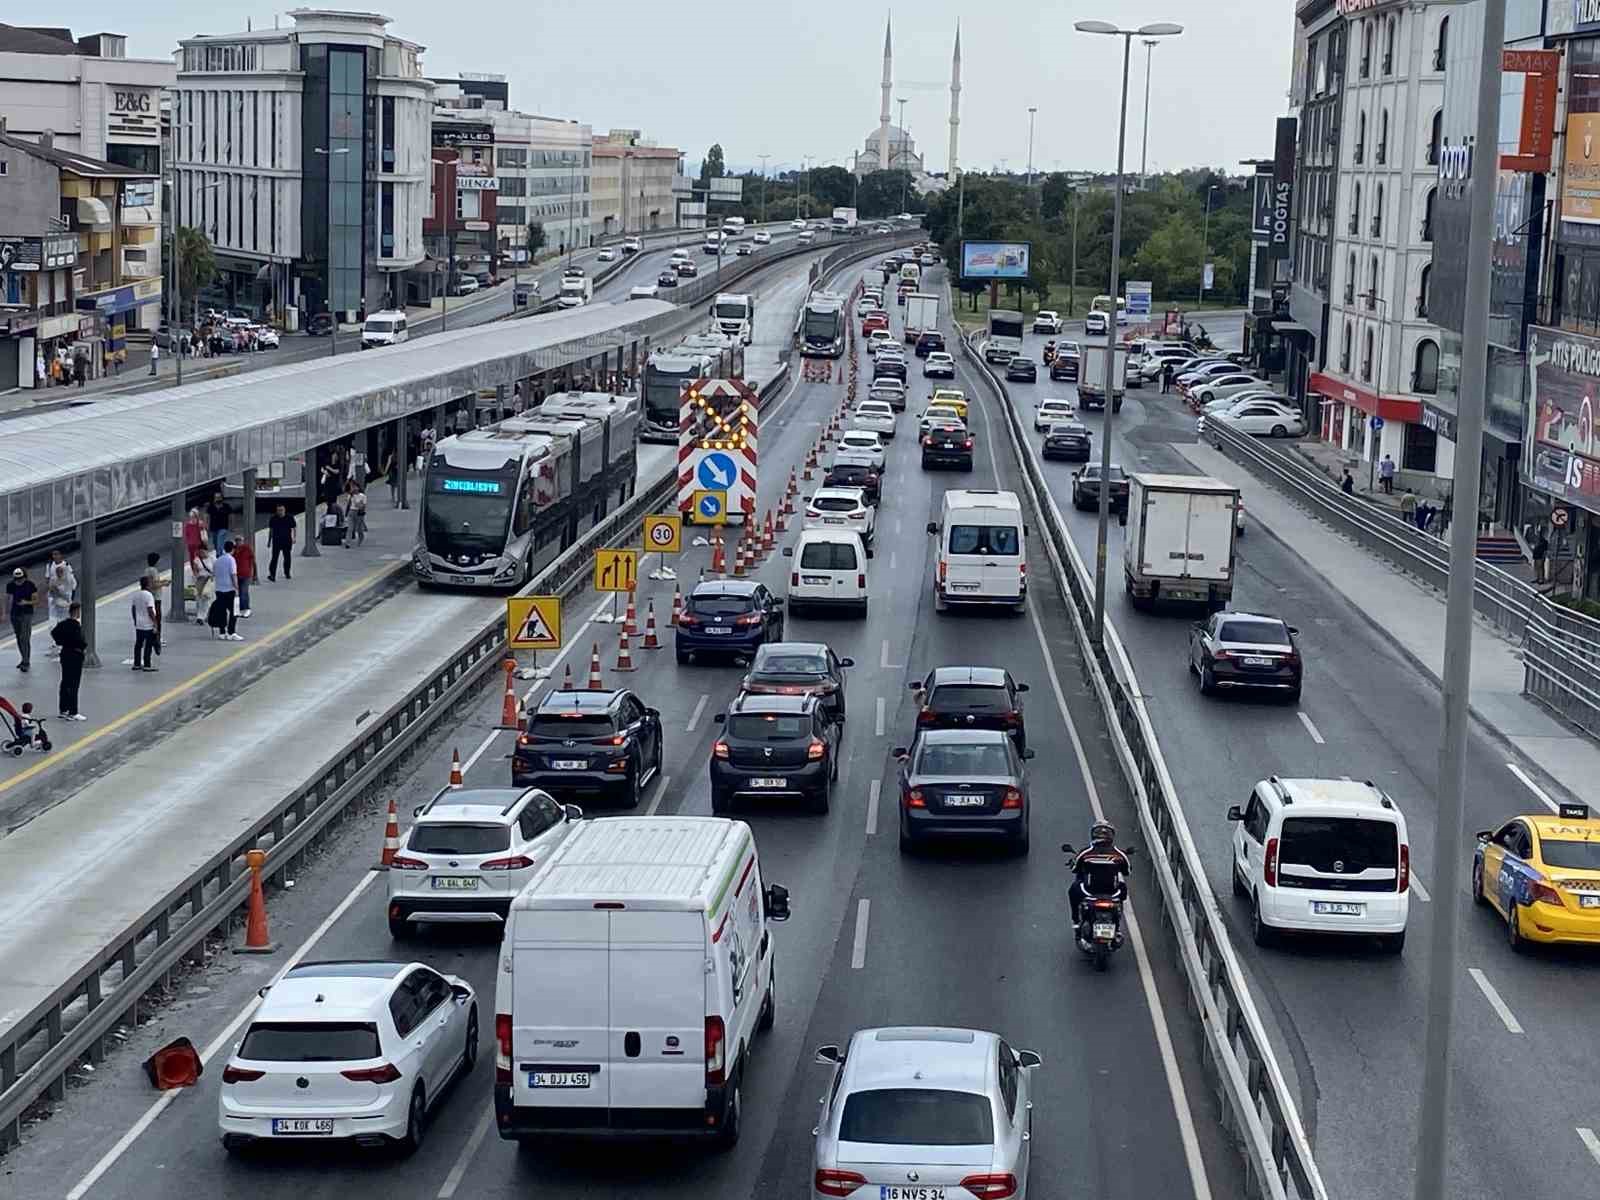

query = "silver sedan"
[812,1026,1041,1199]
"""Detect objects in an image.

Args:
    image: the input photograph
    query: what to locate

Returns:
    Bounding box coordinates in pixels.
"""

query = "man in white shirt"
[131,576,160,671]
[211,542,242,641]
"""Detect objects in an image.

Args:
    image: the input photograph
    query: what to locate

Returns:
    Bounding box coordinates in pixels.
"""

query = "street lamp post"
[168,177,221,387]
[566,157,577,268]
[758,154,771,224]
[1026,106,1037,187]
[430,157,457,333]
[897,98,909,213]
[1140,39,1158,179]
[1075,18,1183,646]
[1197,183,1218,307]
[1360,291,1389,493]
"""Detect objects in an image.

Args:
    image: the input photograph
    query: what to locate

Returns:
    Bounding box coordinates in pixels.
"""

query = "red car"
[862,313,890,338]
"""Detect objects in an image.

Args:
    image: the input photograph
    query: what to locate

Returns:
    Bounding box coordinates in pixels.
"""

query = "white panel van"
[927,489,1028,613]
[360,309,408,349]
[493,816,790,1146]
[783,529,870,616]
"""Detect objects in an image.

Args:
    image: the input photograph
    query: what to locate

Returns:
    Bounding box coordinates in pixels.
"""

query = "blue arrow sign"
[697,452,738,490]
[1370,415,1384,431]
[697,492,725,520]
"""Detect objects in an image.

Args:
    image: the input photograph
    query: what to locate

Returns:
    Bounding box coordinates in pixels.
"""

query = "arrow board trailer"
[413,400,638,589]
[678,378,758,524]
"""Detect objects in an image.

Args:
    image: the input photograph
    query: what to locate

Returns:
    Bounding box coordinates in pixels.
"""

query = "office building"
[592,130,682,237]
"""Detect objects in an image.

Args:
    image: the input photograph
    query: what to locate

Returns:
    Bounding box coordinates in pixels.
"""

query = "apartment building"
[592,130,684,236]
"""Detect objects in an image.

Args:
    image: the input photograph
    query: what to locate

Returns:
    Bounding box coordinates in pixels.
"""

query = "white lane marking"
[894,518,902,535]
[1506,762,1559,813]
[66,872,382,1199]
[644,774,672,816]
[1025,600,1214,1200]
[437,1105,496,1198]
[1410,874,1431,902]
[1468,967,1525,1034]
[875,696,886,737]
[1577,1127,1600,1169]
[850,899,871,969]
[461,728,500,776]
[686,693,710,733]
[889,551,897,570]
[866,779,881,836]
[1297,711,1326,745]
[520,598,610,703]
[880,639,892,669]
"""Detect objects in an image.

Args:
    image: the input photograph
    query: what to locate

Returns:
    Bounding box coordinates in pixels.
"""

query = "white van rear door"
[511,910,610,1109]
[942,515,987,596]
[607,911,708,1111]
[1183,492,1236,582]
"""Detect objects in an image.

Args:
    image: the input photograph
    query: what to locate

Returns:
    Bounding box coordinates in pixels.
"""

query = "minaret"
[948,22,961,177]
[878,16,893,172]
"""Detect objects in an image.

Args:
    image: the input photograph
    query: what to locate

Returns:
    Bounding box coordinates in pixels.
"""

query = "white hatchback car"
[218,960,477,1155]
[866,329,895,356]
[852,401,897,438]
[918,405,966,436]
[805,486,877,546]
[754,230,772,244]
[836,429,887,470]
[597,247,618,262]
[1033,397,1076,432]
[386,786,582,937]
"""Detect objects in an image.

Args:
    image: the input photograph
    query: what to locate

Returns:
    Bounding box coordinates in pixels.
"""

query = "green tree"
[1130,212,1206,301]
[698,143,726,183]
[174,226,216,320]
[809,165,855,211]
[856,170,925,219]
[526,222,547,257]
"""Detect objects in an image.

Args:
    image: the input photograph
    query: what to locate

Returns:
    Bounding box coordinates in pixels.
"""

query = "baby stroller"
[1,697,52,755]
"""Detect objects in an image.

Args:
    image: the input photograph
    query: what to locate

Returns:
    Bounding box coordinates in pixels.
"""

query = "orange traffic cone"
[587,643,604,690]
[763,511,775,554]
[803,449,814,480]
[710,531,726,574]
[837,364,844,384]
[776,503,788,533]
[448,748,464,787]
[380,796,401,867]
[236,848,277,954]
[670,584,683,626]
[562,662,574,690]
[642,600,661,649]
[787,467,798,500]
[732,536,746,576]
[499,658,520,728]
[622,592,638,637]
[615,628,636,671]
[144,1037,204,1089]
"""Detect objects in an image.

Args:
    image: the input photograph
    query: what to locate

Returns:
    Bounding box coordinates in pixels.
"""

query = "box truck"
[904,293,940,344]
[1122,473,1241,611]
[1077,343,1128,412]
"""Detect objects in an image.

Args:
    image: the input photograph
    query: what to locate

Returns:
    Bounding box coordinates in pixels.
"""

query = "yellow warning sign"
[594,548,638,593]
[506,595,561,650]
[643,513,682,554]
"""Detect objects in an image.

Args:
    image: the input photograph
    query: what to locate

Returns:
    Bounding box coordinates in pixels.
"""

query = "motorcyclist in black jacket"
[1068,821,1132,924]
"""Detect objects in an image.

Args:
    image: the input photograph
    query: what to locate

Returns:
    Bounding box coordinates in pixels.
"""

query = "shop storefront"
[1306,369,1431,479]
[1525,325,1600,599]
[73,278,162,377]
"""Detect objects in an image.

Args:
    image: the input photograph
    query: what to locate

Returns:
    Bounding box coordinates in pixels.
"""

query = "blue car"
[675,579,785,664]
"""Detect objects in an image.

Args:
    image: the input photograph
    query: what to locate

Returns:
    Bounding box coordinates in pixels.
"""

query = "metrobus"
[800,296,845,358]
[641,350,716,443]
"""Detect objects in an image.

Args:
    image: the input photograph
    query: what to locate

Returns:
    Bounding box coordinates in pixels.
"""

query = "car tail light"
[964,438,974,449]
[960,1173,1019,1199]
[917,707,934,725]
[677,611,699,627]
[922,435,932,446]
[807,739,827,761]
[1002,788,1023,809]
[389,854,427,871]
[1531,877,1565,908]
[704,1016,726,1086]
[481,855,535,871]
[1263,836,1280,887]
[1211,649,1235,661]
[496,1013,512,1084]
[734,613,762,626]
[1004,710,1021,726]
[713,740,730,760]
[904,788,926,809]
[341,1063,403,1084]
[815,1169,868,1197]
[222,1064,265,1084]
[938,560,947,583]
[806,508,821,519]
[857,573,867,588]
[1397,844,1410,893]
[516,733,531,745]
[791,571,800,586]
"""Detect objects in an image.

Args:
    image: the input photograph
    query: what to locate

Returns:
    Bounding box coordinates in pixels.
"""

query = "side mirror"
[1015,683,1030,693]
[1060,842,1077,855]
[814,1044,843,1065]
[764,883,791,922]
[413,805,426,818]
[865,547,875,560]
[451,983,472,1002]
[1474,829,1492,842]
[645,707,660,719]
[1288,626,1300,635]
[839,657,855,668]
[713,712,726,724]
[907,681,923,692]
[925,520,939,536]
[1072,470,1081,479]
[782,546,794,557]
[1016,1049,1043,1070]
[1022,749,1036,760]
[1226,805,1244,822]
[564,803,584,822]
[892,746,909,759]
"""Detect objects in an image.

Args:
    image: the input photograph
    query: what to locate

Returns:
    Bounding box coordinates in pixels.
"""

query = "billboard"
[1525,326,1600,516]
[709,177,744,199]
[1251,174,1274,241]
[0,235,77,272]
[961,241,1030,279]
[1501,50,1559,173]
[1268,117,1297,260]
[1125,280,1152,318]
[1561,112,1600,226]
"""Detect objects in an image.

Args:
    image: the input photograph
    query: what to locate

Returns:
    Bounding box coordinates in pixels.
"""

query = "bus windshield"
[645,366,697,426]
[804,308,841,340]
[422,466,517,556]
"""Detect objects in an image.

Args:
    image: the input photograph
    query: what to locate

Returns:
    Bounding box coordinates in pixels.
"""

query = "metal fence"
[959,329,1328,1200]
[1202,420,1600,739]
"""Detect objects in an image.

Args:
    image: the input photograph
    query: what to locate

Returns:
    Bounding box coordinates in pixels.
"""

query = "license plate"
[823,517,845,524]
[1243,656,1272,667]
[449,574,475,585]
[431,876,480,890]
[880,1188,945,1200]
[750,777,787,788]
[272,1118,334,1136]
[553,759,586,770]
[1093,922,1117,940]
[1580,895,1600,909]
[949,582,980,592]
[704,626,731,635]
[1312,901,1364,916]
[803,575,831,585]
[945,794,986,807]
[530,1071,591,1088]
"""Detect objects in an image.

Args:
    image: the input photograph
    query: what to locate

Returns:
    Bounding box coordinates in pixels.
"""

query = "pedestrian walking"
[1399,489,1418,525]
[267,503,295,581]
[183,508,207,576]
[145,551,168,641]
[43,549,76,659]
[131,575,159,671]
[1160,361,1174,394]
[51,602,87,721]
[7,566,37,673]
[149,342,160,376]
[338,481,356,548]
[1378,453,1396,495]
[210,541,242,641]
[233,535,257,617]
[1532,529,1550,583]
[1340,469,1355,495]
[348,483,369,547]
[382,448,400,506]
[206,491,232,557]
[74,351,88,388]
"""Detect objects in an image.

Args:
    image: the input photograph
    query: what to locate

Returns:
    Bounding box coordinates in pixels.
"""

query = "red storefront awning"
[1306,371,1423,423]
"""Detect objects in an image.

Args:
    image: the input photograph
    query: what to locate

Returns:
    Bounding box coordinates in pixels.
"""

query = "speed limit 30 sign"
[643,513,682,554]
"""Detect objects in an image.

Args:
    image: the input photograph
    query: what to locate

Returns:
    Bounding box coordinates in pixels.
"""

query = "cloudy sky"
[71,0,1292,174]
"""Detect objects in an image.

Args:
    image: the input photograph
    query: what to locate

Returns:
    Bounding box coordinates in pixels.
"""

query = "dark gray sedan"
[1042,419,1093,462]
[893,729,1033,855]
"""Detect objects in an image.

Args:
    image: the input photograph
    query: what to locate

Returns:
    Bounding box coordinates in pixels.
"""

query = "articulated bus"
[800,296,846,358]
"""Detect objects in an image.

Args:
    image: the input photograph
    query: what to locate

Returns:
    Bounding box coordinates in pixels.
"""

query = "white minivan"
[494,816,791,1146]
[927,489,1028,614]
[1228,776,1411,953]
[361,309,408,349]
[783,529,869,616]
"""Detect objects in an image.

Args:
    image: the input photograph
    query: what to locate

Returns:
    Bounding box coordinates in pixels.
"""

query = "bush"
[1552,593,1600,620]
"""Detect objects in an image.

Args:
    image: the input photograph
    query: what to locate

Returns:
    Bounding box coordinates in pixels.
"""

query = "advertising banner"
[1125,280,1152,318]
[1268,117,1297,260]
[709,177,744,199]
[1501,50,1560,173]
[0,235,76,272]
[1526,326,1600,515]
[960,241,1030,279]
[1561,112,1600,226]
[1251,174,1273,240]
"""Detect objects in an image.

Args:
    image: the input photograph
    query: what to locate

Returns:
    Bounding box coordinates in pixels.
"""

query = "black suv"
[676,579,785,664]
[823,461,881,505]
[512,689,664,806]
[1050,342,1082,381]
[1188,611,1303,701]
[1005,357,1038,383]
[1071,463,1130,513]
[740,641,854,724]
[915,330,946,357]
[921,422,973,471]
[910,666,1031,752]
[710,693,839,814]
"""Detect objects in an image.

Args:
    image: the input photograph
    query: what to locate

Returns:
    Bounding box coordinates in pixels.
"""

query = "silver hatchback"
[812,1027,1041,1199]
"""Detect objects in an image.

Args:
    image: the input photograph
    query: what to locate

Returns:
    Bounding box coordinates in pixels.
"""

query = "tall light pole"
[1075,17,1184,646]
[1197,183,1218,307]
[430,156,457,333]
[167,177,220,387]
[1360,291,1390,494]
[566,155,577,267]
[1026,106,1037,186]
[1415,2,1506,1197]
[758,153,771,224]
[897,97,908,213]
[1139,39,1158,180]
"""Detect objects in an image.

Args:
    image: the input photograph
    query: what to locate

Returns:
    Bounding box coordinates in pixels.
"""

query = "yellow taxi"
[928,388,968,419]
[1472,801,1600,949]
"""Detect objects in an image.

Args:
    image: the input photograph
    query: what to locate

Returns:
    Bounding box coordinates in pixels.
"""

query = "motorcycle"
[1062,842,1134,971]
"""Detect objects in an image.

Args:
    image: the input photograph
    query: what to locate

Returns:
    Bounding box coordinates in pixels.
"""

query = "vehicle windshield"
[714,301,747,319]
[528,712,616,738]
[814,495,862,512]
[827,468,873,489]
[917,741,1012,776]
[800,541,860,570]
[839,1088,995,1146]
[727,713,810,740]
[645,364,700,425]
[239,1022,381,1063]
[804,308,842,340]
[989,315,1024,340]
[691,593,756,615]
[1539,839,1600,870]
[423,466,517,554]
[1217,620,1290,645]
[949,524,1020,555]
[753,650,829,675]
[410,823,511,854]
[1279,818,1398,871]
[365,318,397,333]
[1081,466,1127,482]
[930,683,1011,712]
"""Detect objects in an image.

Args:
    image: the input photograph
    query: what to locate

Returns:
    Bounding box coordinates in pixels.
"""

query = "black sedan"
[873,355,908,383]
[823,461,881,506]
[739,641,853,724]
[1050,342,1082,381]
[710,693,839,814]
[921,422,973,471]
[910,665,1029,751]
[915,331,946,357]
[1071,463,1129,513]
[512,688,664,807]
[1041,419,1093,462]
[893,728,1034,854]
[657,270,680,288]
[1189,611,1303,701]
[675,259,698,277]
[1005,358,1038,383]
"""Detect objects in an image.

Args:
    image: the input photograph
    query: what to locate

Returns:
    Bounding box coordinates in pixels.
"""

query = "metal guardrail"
[1201,419,1600,738]
[958,328,1328,1200]
[0,232,907,1151]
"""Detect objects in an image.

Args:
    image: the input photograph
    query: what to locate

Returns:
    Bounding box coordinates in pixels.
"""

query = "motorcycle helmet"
[1089,821,1116,847]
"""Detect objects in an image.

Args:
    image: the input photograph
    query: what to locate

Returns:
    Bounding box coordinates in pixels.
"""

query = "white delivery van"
[783,529,870,616]
[1122,473,1240,610]
[494,816,791,1146]
[360,309,408,349]
[927,489,1028,614]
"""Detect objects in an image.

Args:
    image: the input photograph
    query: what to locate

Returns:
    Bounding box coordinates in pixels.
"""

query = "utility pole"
[1070,189,1079,316]
[758,153,770,224]
[897,98,908,213]
[1197,184,1217,307]
[566,157,576,267]
[1140,39,1158,180]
